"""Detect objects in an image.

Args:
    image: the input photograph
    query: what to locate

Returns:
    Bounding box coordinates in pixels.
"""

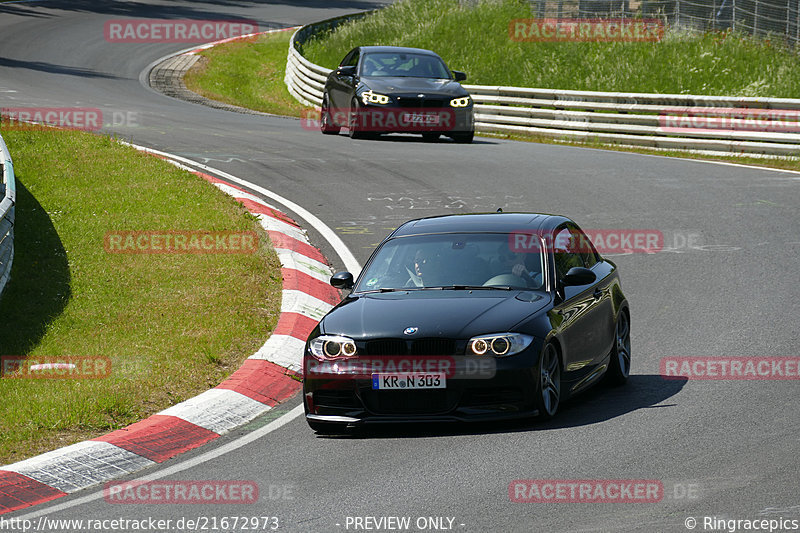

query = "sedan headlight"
[449,96,471,108]
[309,335,357,360]
[467,333,533,357]
[361,90,391,105]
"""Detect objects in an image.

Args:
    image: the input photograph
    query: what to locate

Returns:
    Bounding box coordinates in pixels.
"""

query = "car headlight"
[449,96,471,108]
[361,90,391,105]
[308,335,357,360]
[467,333,533,357]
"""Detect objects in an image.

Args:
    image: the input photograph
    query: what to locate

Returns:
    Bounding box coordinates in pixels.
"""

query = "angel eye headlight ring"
[361,90,391,105]
[309,335,358,360]
[449,96,471,108]
[467,333,533,357]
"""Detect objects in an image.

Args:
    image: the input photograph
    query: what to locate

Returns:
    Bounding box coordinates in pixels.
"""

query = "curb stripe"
[273,312,320,340]
[92,416,219,464]
[0,472,65,514]
[276,249,332,283]
[3,442,155,494]
[268,231,328,264]
[249,334,307,371]
[216,359,301,406]
[157,389,272,436]
[282,269,341,305]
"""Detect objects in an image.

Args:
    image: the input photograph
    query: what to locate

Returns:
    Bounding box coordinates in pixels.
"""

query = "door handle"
[593,288,602,299]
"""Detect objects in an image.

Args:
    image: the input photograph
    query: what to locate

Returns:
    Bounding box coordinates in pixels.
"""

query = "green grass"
[184,30,312,117]
[301,0,800,97]
[0,127,282,465]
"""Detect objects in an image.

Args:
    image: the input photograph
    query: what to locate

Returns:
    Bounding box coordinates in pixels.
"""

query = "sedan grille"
[395,96,447,108]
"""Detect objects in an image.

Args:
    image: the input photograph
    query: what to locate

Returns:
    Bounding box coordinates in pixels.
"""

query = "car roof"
[358,46,442,57]
[390,213,571,237]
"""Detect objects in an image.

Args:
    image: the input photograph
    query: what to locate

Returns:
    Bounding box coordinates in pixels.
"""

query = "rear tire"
[606,310,631,386]
[534,342,561,420]
[320,93,340,135]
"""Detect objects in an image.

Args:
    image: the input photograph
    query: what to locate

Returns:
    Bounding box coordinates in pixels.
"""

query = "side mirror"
[452,70,467,82]
[330,271,354,290]
[336,65,356,77]
[562,267,596,286]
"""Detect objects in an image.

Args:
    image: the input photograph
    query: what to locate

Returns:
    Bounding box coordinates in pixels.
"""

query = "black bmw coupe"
[303,213,631,433]
[320,46,475,143]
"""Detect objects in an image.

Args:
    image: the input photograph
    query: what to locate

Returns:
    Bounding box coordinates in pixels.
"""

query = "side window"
[553,226,585,281]
[570,224,598,268]
[340,49,359,67]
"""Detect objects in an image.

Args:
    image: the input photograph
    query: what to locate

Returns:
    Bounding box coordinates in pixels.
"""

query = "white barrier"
[285,16,800,156]
[0,132,16,298]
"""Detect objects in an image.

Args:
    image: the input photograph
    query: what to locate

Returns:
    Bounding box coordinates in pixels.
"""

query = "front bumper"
[303,349,541,426]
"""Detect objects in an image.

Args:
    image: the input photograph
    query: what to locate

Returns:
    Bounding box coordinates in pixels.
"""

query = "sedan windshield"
[355,233,546,291]
[360,52,452,78]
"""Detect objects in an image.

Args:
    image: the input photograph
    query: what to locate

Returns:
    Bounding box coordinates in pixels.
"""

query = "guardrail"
[286,17,800,156]
[0,132,16,299]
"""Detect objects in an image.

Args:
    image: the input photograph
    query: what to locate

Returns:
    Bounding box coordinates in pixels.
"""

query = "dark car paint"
[303,213,629,427]
[323,45,474,137]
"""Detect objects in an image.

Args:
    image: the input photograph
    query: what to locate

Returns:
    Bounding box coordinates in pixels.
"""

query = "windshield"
[360,52,452,78]
[355,233,546,292]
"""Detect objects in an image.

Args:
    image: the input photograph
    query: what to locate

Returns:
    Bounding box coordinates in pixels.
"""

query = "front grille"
[395,96,447,108]
[410,338,456,355]
[364,339,407,356]
[361,338,458,356]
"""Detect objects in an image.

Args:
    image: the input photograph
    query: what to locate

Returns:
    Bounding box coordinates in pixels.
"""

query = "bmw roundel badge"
[403,327,419,335]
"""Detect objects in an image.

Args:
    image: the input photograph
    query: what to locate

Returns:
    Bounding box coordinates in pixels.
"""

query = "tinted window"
[355,233,545,291]
[553,227,586,280]
[360,52,451,78]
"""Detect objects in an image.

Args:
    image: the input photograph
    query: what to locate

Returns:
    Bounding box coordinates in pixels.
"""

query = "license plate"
[403,113,439,125]
[371,372,446,390]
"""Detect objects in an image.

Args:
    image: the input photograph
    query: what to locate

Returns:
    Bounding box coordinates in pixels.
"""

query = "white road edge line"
[13,405,305,519]
[10,147,362,518]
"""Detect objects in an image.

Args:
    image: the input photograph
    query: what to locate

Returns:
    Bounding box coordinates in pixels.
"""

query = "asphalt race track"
[1,1,799,531]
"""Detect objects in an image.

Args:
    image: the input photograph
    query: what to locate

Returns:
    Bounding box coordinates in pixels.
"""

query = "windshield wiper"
[432,285,515,291]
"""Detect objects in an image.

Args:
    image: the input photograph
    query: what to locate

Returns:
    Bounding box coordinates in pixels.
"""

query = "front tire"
[349,98,368,139]
[535,342,561,420]
[320,93,340,135]
[606,310,631,385]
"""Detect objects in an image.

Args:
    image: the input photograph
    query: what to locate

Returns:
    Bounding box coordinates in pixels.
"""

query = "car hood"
[320,290,549,340]
[361,76,468,97]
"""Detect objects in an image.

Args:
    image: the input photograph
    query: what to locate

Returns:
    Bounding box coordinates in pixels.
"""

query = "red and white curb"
[0,167,340,514]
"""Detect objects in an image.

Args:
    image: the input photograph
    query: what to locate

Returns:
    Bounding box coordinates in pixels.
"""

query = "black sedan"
[320,45,475,143]
[303,213,631,433]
